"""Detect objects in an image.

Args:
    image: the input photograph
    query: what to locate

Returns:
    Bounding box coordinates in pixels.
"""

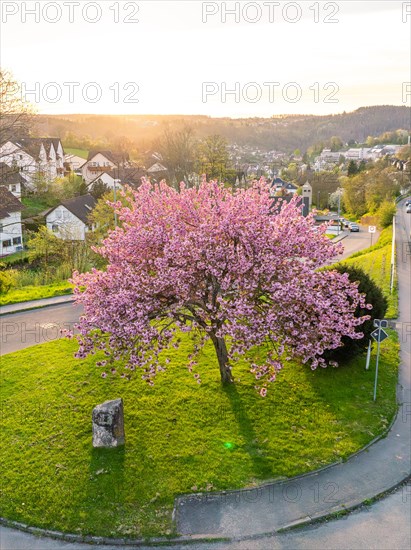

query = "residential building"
[0,163,25,198]
[270,177,298,196]
[81,150,130,184]
[0,137,64,190]
[64,153,86,174]
[45,194,96,241]
[0,185,24,256]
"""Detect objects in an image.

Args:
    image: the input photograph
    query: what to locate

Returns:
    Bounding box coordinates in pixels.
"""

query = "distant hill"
[33,106,410,153]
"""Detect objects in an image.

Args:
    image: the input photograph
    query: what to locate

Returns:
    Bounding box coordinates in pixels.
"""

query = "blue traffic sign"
[371,328,389,343]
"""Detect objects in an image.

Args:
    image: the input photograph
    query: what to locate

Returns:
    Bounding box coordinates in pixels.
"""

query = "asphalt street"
[1,485,410,550]
[0,302,83,356]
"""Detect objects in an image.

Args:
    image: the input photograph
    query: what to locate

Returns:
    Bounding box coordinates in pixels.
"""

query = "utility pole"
[390,215,396,293]
[337,188,341,236]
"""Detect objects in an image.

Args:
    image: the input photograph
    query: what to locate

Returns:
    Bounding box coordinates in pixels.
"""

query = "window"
[2,240,12,248]
[12,237,21,245]
[52,224,58,232]
[11,184,17,192]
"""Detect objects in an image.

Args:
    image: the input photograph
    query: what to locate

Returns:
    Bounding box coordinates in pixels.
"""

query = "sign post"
[365,339,371,370]
[371,319,389,401]
[368,225,376,247]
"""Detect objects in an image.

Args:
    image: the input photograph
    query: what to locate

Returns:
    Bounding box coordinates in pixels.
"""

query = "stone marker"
[92,398,125,448]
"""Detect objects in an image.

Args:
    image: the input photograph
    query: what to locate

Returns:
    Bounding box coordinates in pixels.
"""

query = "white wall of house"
[45,144,57,180]
[65,154,86,171]
[0,141,64,189]
[89,172,123,191]
[82,153,116,183]
[5,182,22,198]
[46,205,90,241]
[0,211,23,256]
[55,141,65,173]
[0,141,37,183]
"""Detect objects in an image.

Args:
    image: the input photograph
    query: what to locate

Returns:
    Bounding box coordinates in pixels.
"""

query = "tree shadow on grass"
[223,384,273,479]
[84,446,126,522]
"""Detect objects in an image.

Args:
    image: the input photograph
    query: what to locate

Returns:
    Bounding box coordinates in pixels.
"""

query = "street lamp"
[336,188,342,236]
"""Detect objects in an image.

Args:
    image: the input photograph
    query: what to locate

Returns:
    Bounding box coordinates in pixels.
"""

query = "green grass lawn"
[341,227,397,318]
[0,250,30,264]
[64,148,88,159]
[0,332,399,538]
[21,196,58,219]
[0,282,73,306]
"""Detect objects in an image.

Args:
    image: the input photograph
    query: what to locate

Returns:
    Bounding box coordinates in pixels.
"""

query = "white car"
[406,205,411,214]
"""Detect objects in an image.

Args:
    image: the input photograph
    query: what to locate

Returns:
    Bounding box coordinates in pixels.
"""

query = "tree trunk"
[210,334,233,385]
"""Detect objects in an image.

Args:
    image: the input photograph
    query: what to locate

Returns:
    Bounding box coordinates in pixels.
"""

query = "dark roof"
[271,177,298,190]
[46,194,96,224]
[40,138,64,158]
[11,137,63,160]
[87,150,129,164]
[272,177,288,186]
[87,167,146,188]
[87,172,115,186]
[12,138,42,159]
[120,167,146,186]
[0,163,25,185]
[0,185,24,218]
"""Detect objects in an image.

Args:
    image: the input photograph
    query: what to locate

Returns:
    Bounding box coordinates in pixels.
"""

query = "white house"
[0,137,64,190]
[0,163,25,198]
[64,153,86,173]
[81,150,129,184]
[0,186,24,256]
[45,194,96,241]
[270,177,298,196]
[86,171,122,193]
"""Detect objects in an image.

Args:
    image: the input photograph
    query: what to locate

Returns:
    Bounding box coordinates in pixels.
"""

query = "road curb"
[0,402,405,547]
[0,295,75,316]
[1,478,410,547]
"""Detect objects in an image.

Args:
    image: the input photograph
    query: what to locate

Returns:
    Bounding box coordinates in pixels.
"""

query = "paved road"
[0,302,83,356]
[1,484,410,549]
[337,225,380,261]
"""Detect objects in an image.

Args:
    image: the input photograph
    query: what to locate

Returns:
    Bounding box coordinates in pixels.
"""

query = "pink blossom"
[71,178,370,395]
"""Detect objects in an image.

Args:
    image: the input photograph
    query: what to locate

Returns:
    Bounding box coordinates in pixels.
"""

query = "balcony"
[88,165,114,172]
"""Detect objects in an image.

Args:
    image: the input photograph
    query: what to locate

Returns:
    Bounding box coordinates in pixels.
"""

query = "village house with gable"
[45,194,97,241]
[0,185,24,256]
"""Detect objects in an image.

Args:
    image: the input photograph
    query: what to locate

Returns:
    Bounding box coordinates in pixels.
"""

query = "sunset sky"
[1,0,410,117]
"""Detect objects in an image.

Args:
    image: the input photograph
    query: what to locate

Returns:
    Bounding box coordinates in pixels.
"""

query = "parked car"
[405,199,411,206]
[349,223,360,232]
[406,205,411,213]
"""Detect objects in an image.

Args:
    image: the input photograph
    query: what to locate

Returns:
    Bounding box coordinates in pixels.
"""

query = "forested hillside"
[34,106,410,153]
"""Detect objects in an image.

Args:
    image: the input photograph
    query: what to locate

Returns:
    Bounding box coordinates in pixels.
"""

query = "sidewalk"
[329,229,349,243]
[175,218,410,538]
[0,294,75,316]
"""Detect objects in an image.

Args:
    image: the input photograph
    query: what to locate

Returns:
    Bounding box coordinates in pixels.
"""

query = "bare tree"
[155,124,198,188]
[0,69,35,146]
